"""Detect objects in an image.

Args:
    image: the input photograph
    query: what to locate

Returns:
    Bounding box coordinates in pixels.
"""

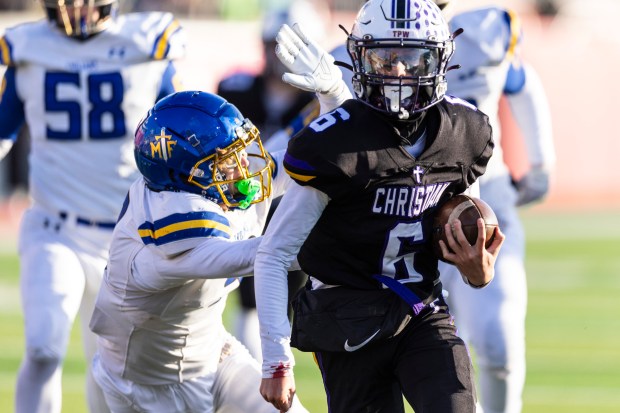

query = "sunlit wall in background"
[1,0,618,211]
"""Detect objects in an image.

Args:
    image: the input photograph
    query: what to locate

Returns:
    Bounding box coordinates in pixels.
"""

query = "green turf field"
[1,210,619,412]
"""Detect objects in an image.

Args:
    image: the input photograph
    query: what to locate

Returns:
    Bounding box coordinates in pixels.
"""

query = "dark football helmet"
[347,0,456,120]
[40,0,118,40]
[134,91,273,210]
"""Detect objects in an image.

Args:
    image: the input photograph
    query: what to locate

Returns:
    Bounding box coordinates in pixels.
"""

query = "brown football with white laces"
[431,194,498,262]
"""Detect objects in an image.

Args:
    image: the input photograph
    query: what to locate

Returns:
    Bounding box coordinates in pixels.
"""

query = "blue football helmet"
[134,91,273,210]
[41,0,118,40]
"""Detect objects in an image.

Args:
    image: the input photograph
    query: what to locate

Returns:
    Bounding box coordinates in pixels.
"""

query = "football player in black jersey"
[255,0,505,412]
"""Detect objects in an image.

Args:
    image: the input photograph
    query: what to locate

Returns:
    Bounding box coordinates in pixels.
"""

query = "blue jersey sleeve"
[502,9,526,95]
[156,61,183,102]
[503,61,526,94]
[0,66,25,140]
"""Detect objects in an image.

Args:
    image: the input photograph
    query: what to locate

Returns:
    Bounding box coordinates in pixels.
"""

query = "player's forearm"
[154,236,262,280]
[255,221,298,379]
[506,64,555,170]
[255,184,328,377]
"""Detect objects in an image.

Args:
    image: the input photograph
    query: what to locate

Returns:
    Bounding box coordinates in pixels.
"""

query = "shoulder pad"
[2,13,186,68]
[443,95,478,111]
[433,98,494,179]
[284,101,402,197]
[116,12,187,60]
[449,7,519,65]
[0,21,47,67]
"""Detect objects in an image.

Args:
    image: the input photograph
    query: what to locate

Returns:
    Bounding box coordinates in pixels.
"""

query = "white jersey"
[446,7,520,180]
[89,150,291,385]
[0,12,186,220]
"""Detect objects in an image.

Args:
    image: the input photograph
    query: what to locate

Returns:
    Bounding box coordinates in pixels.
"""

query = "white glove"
[275,23,343,96]
[515,166,550,206]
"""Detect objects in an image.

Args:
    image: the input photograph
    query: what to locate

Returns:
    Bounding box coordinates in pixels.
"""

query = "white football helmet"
[41,0,118,40]
[347,0,455,120]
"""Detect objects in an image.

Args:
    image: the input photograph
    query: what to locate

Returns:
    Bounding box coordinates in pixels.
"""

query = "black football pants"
[313,305,477,413]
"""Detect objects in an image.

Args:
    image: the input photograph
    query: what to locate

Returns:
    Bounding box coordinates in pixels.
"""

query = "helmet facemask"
[347,0,455,120]
[42,0,117,40]
[189,120,273,210]
[348,37,453,120]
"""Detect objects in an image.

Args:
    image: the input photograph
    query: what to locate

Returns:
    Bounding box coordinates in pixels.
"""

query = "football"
[431,194,499,262]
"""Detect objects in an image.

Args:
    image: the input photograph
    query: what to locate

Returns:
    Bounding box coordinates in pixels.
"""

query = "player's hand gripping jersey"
[0,12,185,220]
[283,98,493,299]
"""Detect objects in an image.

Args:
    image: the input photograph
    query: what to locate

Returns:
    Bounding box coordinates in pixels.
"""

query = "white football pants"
[16,205,112,413]
[93,332,309,413]
[440,175,527,413]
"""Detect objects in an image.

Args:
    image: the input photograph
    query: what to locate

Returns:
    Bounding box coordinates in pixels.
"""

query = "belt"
[58,211,116,230]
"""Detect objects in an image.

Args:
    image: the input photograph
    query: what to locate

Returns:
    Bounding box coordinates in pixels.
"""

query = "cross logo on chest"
[413,166,424,184]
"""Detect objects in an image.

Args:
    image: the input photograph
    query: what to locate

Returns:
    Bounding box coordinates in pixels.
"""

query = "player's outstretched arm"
[439,219,506,288]
[275,23,352,111]
[506,63,556,206]
[255,184,328,410]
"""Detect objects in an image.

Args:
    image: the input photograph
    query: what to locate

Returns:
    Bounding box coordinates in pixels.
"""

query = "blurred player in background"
[215,0,327,362]
[89,90,310,413]
[0,1,186,411]
[217,0,324,140]
[254,0,505,410]
[434,1,556,412]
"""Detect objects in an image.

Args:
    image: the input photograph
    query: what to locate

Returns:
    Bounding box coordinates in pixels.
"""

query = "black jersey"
[283,97,493,299]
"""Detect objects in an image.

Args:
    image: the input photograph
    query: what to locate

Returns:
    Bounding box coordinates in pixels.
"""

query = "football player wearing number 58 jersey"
[0,1,186,412]
[255,1,506,412]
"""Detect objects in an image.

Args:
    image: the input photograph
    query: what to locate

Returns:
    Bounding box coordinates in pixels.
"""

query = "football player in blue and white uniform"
[0,1,186,412]
[435,2,556,413]
[254,1,505,412]
[88,90,313,413]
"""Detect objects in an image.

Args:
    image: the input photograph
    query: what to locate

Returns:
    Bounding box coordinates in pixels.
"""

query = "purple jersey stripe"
[284,152,316,171]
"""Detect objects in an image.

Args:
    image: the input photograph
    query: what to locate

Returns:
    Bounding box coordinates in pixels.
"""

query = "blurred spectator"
[535,0,560,17]
[122,0,252,18]
[0,0,35,10]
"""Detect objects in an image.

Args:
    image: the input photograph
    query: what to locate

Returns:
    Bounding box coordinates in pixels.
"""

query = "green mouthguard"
[234,178,261,209]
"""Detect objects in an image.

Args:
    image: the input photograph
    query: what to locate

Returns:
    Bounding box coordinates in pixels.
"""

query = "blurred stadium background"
[1,1,619,412]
